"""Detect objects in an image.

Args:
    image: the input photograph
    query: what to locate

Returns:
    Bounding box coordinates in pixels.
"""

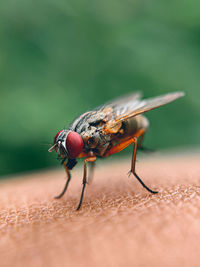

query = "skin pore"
[0,152,200,267]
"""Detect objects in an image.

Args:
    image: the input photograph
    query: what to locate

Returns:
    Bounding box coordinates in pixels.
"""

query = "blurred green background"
[0,0,199,177]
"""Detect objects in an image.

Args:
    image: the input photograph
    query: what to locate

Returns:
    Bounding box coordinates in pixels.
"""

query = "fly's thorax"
[80,126,100,149]
[80,124,111,156]
[69,110,106,133]
[123,115,149,136]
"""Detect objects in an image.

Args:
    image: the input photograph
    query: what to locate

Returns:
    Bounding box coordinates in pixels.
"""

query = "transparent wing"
[69,92,142,132]
[95,92,142,112]
[103,92,184,133]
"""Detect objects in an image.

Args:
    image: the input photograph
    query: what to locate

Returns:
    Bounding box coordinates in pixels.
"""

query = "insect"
[49,91,184,210]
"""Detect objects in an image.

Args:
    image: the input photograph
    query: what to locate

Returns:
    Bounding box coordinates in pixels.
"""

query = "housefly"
[49,91,184,210]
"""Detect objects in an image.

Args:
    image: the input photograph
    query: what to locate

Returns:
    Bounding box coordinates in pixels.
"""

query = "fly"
[49,91,184,210]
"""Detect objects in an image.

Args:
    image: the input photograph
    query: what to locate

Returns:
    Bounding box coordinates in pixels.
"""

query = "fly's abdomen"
[123,115,149,137]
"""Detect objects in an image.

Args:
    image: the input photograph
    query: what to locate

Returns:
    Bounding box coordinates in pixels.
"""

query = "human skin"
[0,152,200,267]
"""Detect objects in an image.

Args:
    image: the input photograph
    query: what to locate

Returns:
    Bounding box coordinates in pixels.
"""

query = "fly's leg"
[54,165,71,199]
[76,156,97,210]
[130,136,158,194]
[104,129,146,157]
[104,128,158,194]
[138,132,156,153]
[138,132,145,149]
[88,161,95,185]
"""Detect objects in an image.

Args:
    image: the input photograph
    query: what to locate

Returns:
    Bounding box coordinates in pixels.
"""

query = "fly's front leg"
[130,136,158,194]
[54,164,71,199]
[76,155,97,210]
[88,161,95,184]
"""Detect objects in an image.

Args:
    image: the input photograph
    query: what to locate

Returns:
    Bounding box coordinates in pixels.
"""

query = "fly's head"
[48,130,83,159]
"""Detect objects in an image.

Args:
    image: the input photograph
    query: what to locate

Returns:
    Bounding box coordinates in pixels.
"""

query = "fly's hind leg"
[138,132,145,149]
[130,131,158,194]
[104,129,158,194]
[76,155,97,210]
[138,132,156,153]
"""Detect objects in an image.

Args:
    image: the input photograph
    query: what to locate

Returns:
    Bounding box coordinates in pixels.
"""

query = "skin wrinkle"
[0,153,200,266]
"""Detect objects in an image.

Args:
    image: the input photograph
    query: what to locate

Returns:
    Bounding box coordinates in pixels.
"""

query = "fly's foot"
[133,172,158,194]
[54,174,71,200]
[127,170,132,177]
[54,194,63,200]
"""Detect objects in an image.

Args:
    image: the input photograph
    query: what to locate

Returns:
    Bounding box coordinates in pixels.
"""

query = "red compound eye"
[66,131,83,158]
[54,130,64,144]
